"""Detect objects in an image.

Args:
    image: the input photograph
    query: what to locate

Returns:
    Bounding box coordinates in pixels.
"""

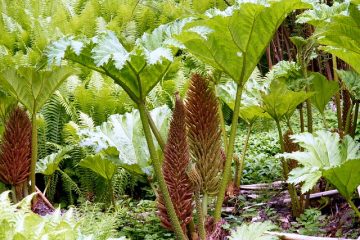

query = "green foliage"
[337,70,360,100]
[0,191,127,239]
[72,72,134,124]
[290,208,326,236]
[0,67,75,115]
[0,88,16,124]
[79,153,117,181]
[323,159,360,201]
[309,72,339,115]
[303,2,360,74]
[296,1,350,26]
[36,146,73,176]
[47,18,192,102]
[260,80,313,122]
[279,131,360,194]
[217,68,271,124]
[77,202,123,240]
[0,0,202,68]
[234,130,282,184]
[117,199,175,240]
[177,0,311,84]
[0,191,88,239]
[229,221,277,240]
[78,105,171,175]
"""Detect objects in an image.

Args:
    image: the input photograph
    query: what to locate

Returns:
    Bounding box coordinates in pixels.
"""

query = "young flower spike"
[158,93,193,232]
[185,74,223,196]
[0,107,32,200]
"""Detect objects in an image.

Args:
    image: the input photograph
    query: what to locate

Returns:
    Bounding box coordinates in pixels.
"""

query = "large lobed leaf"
[323,159,360,200]
[78,106,171,175]
[309,72,339,114]
[79,151,117,181]
[177,0,311,84]
[0,66,75,114]
[260,80,313,122]
[296,2,359,73]
[279,131,360,193]
[47,19,192,102]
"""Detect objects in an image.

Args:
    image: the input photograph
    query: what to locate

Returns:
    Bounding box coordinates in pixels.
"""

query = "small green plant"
[229,221,277,240]
[0,191,86,239]
[290,208,326,236]
[117,199,175,240]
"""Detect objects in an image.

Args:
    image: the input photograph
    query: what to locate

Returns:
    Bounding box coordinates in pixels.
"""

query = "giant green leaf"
[238,105,270,125]
[79,153,117,181]
[296,2,359,73]
[337,70,360,100]
[0,66,75,114]
[296,1,350,26]
[260,80,313,122]
[279,132,360,193]
[177,0,311,84]
[78,105,171,175]
[310,72,339,114]
[323,159,360,200]
[47,19,192,102]
[0,88,16,123]
[315,4,360,74]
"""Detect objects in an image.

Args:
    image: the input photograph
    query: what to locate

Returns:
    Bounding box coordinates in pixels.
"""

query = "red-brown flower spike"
[158,93,193,232]
[0,107,32,199]
[185,74,223,195]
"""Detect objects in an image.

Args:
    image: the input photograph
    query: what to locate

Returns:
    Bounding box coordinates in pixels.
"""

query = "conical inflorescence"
[158,93,193,232]
[185,74,223,195]
[0,107,32,200]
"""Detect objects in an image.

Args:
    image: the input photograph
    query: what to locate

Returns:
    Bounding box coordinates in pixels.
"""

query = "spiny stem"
[235,124,252,187]
[146,111,165,150]
[351,101,359,137]
[344,103,354,135]
[332,55,343,131]
[30,110,38,193]
[138,102,186,240]
[347,199,360,220]
[214,83,244,221]
[202,193,208,218]
[321,113,328,130]
[219,102,228,154]
[214,81,228,154]
[276,120,301,217]
[195,191,206,240]
[299,104,305,132]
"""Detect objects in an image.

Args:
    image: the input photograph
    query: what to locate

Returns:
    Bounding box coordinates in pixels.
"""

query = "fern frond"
[53,90,79,122]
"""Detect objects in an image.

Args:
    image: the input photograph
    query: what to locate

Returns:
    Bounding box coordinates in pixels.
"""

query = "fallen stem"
[266,231,354,240]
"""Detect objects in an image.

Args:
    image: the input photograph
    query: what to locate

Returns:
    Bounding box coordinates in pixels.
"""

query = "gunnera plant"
[0,107,32,202]
[158,93,194,233]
